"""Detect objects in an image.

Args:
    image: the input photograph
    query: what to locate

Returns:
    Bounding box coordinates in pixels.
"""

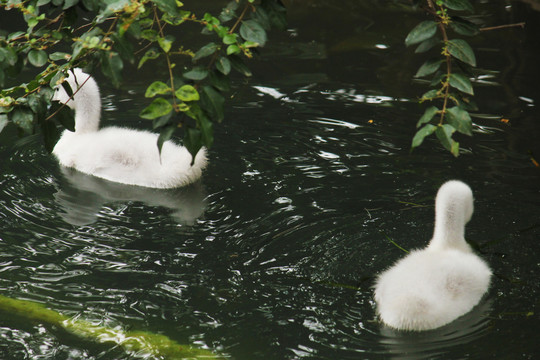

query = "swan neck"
[72,75,101,133]
[429,193,472,252]
[74,106,100,133]
[431,210,467,250]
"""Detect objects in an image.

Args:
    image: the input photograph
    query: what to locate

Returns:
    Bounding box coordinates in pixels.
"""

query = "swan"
[51,68,207,188]
[374,180,492,331]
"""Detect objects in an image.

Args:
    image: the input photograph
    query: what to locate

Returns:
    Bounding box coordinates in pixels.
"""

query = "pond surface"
[1,1,540,359]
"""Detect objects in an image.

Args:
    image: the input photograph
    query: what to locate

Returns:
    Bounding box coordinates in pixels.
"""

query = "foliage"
[407,0,479,157]
[0,0,286,159]
[0,294,224,358]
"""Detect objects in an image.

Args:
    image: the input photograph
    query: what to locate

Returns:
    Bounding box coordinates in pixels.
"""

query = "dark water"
[1,1,539,359]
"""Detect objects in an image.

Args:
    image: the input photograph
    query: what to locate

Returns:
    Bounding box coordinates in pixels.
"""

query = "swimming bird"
[374,180,492,331]
[52,68,207,188]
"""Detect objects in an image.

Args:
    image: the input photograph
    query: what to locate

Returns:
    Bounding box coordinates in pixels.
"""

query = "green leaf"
[152,0,179,16]
[101,52,124,87]
[421,89,439,101]
[157,124,176,155]
[451,141,460,157]
[184,127,203,163]
[198,113,214,148]
[183,67,208,81]
[405,21,438,47]
[0,114,8,134]
[435,124,456,152]
[158,35,175,53]
[219,0,239,22]
[260,0,287,30]
[443,0,474,12]
[449,17,479,36]
[28,50,48,67]
[27,17,39,29]
[239,20,267,46]
[228,55,252,77]
[430,72,446,87]
[252,6,271,30]
[27,80,40,93]
[417,106,439,128]
[415,59,444,78]
[415,37,440,53]
[446,106,473,135]
[152,110,173,130]
[63,0,79,10]
[216,56,231,75]
[0,47,18,66]
[71,42,85,61]
[111,34,135,64]
[141,29,158,41]
[226,44,241,55]
[175,85,199,102]
[61,80,74,99]
[193,42,219,61]
[447,39,476,66]
[145,81,171,98]
[201,85,225,122]
[49,52,70,61]
[41,119,61,152]
[0,96,15,112]
[55,104,75,132]
[138,48,160,69]
[448,73,474,95]
[209,70,230,92]
[222,34,238,45]
[96,0,129,22]
[459,98,478,112]
[27,93,46,116]
[140,98,173,119]
[12,108,35,134]
[7,31,25,41]
[215,25,229,38]
[411,124,436,148]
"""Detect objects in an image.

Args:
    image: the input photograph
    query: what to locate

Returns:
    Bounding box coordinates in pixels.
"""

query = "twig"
[230,3,252,34]
[205,3,253,77]
[153,6,177,110]
[380,231,409,254]
[480,22,526,31]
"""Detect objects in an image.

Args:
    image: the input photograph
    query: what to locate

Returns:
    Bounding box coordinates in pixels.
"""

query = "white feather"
[52,68,207,189]
[374,180,492,331]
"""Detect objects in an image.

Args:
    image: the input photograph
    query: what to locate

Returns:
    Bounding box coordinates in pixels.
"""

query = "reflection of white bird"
[52,68,207,188]
[55,167,207,226]
[374,180,492,331]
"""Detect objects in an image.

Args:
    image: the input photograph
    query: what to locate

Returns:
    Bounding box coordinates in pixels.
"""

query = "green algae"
[0,294,223,359]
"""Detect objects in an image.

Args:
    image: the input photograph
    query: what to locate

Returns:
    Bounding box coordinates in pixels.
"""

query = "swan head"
[429,180,474,251]
[53,68,101,133]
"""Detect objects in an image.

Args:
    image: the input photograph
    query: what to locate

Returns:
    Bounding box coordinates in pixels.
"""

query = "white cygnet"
[52,68,207,188]
[374,180,492,331]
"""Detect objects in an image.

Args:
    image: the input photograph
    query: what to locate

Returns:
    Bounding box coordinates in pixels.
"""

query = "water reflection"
[377,299,493,359]
[55,167,207,226]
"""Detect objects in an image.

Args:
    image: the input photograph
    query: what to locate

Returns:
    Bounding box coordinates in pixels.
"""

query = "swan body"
[52,68,207,188]
[374,180,492,331]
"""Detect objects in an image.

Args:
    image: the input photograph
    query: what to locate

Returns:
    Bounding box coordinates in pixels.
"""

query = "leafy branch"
[0,0,286,159]
[407,0,479,157]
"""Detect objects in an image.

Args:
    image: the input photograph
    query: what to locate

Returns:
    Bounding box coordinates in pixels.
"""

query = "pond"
[1,0,539,359]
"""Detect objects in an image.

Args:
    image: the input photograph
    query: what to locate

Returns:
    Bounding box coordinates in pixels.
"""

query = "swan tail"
[379,294,440,331]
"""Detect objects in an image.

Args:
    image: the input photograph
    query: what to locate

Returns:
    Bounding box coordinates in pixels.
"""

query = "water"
[1,1,540,359]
